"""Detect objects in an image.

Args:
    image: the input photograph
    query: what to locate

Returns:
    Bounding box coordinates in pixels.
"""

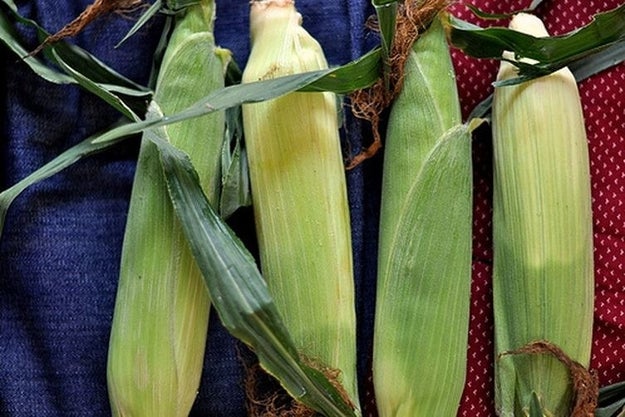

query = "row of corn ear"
[106,0,363,415]
[107,1,228,416]
[105,2,594,417]
[373,10,594,417]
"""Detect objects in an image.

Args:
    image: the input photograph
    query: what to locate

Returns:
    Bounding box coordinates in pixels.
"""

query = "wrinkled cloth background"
[1,0,624,416]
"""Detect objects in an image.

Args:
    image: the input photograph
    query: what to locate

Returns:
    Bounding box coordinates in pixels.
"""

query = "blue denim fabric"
[0,1,379,415]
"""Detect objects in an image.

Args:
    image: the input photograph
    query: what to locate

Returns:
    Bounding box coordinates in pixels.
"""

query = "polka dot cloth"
[443,1,625,416]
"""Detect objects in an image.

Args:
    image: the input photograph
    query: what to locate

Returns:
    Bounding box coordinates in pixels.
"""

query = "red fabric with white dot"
[445,1,625,415]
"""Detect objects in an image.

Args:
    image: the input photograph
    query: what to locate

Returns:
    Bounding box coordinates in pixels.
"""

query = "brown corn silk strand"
[347,0,451,169]
[499,340,599,417]
[31,0,144,55]
[243,358,353,417]
[244,362,315,417]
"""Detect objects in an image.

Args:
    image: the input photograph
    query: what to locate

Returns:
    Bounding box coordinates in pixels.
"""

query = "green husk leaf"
[298,47,381,93]
[465,5,521,20]
[224,56,242,86]
[445,5,625,84]
[467,40,625,118]
[460,5,625,118]
[374,125,473,417]
[49,43,150,100]
[529,392,544,417]
[595,402,625,417]
[569,40,625,81]
[165,0,201,11]
[219,57,248,218]
[0,49,379,244]
[115,0,162,48]
[595,381,625,417]
[142,103,356,417]
[50,45,150,118]
[467,93,493,120]
[147,8,175,89]
[92,52,380,145]
[0,0,152,117]
[115,0,203,49]
[220,105,250,218]
[599,382,625,406]
[0,6,73,84]
[0,119,130,236]
[372,0,397,88]
[50,48,141,120]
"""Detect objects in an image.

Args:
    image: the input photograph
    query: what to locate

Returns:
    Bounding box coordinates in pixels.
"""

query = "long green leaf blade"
[297,48,381,93]
[372,0,397,88]
[0,51,380,241]
[596,381,625,417]
[51,48,140,120]
[93,56,380,145]
[143,104,356,417]
[219,105,251,218]
[569,40,625,81]
[0,120,130,236]
[0,7,73,84]
[115,0,163,48]
[0,0,151,116]
[445,5,625,83]
[0,0,150,92]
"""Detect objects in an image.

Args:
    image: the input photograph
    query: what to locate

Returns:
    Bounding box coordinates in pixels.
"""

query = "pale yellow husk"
[492,13,594,417]
[106,2,227,416]
[241,0,360,411]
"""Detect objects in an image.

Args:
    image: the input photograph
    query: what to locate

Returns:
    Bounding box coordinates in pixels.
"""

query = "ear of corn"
[492,13,594,417]
[373,17,473,417]
[106,2,228,416]
[241,0,360,410]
